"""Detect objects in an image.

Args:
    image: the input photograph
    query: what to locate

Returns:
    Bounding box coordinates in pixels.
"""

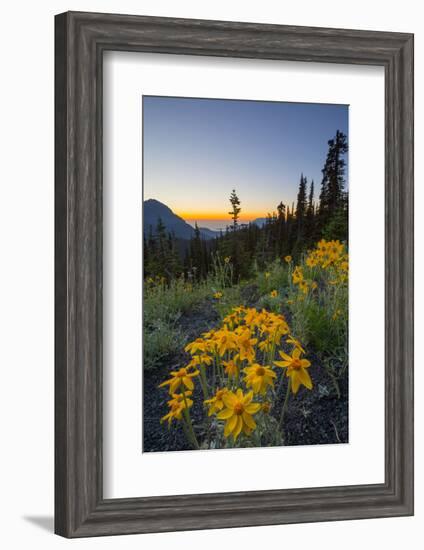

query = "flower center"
[177,369,187,378]
[233,402,244,415]
[291,359,302,369]
[255,366,265,376]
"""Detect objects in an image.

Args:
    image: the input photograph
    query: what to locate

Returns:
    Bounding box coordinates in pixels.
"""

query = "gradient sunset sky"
[143,96,348,230]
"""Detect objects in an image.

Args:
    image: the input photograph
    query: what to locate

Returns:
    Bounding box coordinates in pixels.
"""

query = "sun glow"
[176,211,264,222]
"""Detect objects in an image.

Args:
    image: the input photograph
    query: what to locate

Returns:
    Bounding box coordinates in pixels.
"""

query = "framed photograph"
[55,11,414,537]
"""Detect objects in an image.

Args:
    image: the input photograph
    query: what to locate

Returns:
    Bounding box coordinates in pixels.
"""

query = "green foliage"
[256,260,289,297]
[212,286,243,320]
[144,276,210,325]
[320,345,348,398]
[288,280,347,356]
[144,277,213,370]
[210,253,234,289]
[144,320,185,370]
[322,206,348,243]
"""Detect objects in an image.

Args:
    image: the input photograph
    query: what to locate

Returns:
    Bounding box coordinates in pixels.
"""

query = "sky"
[143,96,348,231]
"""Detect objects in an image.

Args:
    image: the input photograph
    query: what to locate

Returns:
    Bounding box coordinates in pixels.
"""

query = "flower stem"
[199,364,209,400]
[181,389,200,450]
[279,377,291,435]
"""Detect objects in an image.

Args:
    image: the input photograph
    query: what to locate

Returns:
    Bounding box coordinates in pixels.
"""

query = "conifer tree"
[228,189,241,231]
[318,130,348,229]
[296,174,307,223]
[305,179,315,244]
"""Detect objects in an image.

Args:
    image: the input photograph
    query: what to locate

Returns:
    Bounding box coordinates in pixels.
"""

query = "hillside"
[144,199,218,240]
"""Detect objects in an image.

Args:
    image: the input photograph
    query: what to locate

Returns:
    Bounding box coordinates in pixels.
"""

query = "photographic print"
[143,96,348,452]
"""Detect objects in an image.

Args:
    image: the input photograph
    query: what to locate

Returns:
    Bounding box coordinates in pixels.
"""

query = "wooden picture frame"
[55,11,414,537]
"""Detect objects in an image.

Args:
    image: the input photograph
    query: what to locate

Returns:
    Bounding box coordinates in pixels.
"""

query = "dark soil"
[143,296,348,452]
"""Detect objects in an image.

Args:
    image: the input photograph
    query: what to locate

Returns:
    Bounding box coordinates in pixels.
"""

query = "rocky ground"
[143,295,348,453]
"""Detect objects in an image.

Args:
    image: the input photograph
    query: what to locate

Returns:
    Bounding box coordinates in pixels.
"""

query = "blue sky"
[143,96,348,229]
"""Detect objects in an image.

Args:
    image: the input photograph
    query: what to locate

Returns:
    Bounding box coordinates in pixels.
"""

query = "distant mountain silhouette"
[143,199,218,240]
[198,226,222,239]
[251,217,267,227]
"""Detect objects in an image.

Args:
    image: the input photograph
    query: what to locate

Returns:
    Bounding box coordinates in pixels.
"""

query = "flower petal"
[242,412,256,430]
[298,368,313,390]
[233,416,243,440]
[290,373,300,394]
[217,408,233,420]
[274,360,289,368]
[293,348,301,359]
[170,379,180,393]
[224,419,232,437]
[243,391,254,405]
[183,377,194,390]
[245,403,261,414]
[278,351,292,362]
[227,414,238,434]
[222,393,237,408]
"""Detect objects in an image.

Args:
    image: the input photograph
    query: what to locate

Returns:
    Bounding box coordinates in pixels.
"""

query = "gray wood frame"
[55,11,414,538]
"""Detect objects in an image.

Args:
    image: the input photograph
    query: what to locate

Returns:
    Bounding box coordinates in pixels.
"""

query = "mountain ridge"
[143,199,219,240]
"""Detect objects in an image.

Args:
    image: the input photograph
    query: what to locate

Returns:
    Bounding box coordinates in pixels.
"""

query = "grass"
[143,320,186,370]
[143,276,211,370]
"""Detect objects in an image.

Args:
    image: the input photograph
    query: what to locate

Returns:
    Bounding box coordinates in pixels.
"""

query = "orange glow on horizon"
[177,211,265,221]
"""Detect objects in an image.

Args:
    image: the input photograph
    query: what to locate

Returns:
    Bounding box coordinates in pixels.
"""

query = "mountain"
[251,217,267,227]
[143,199,218,240]
[198,227,220,239]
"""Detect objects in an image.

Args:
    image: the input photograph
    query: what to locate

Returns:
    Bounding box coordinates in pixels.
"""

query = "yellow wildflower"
[187,354,213,368]
[286,335,306,354]
[284,255,292,263]
[270,289,278,298]
[332,309,342,320]
[299,280,309,294]
[258,337,273,353]
[244,307,265,329]
[214,327,238,356]
[217,389,261,440]
[204,388,228,416]
[292,266,304,284]
[274,348,312,394]
[213,291,223,299]
[202,329,216,339]
[306,255,318,268]
[243,364,276,395]
[158,367,199,394]
[222,359,239,379]
[160,392,193,425]
[185,338,209,355]
[237,329,257,363]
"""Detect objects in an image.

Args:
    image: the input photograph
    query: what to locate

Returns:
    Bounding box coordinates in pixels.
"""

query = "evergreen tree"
[305,179,316,244]
[307,179,315,217]
[318,130,348,229]
[295,173,308,238]
[228,189,241,230]
[276,201,286,255]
